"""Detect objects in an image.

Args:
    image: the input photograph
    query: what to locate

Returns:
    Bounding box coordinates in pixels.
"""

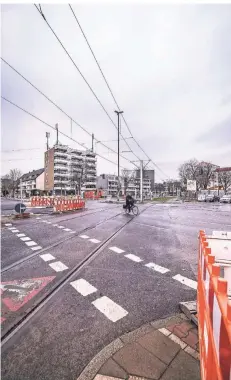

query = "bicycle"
[123,203,139,216]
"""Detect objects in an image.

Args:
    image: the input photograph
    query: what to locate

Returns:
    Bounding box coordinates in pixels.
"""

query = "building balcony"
[54,145,68,152]
[54,158,68,165]
[54,171,69,176]
[85,156,97,162]
[54,152,68,159]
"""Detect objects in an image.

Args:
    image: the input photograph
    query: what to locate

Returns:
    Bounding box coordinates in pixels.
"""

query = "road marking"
[11,229,20,233]
[49,261,68,272]
[70,279,97,296]
[125,254,143,263]
[92,296,128,322]
[53,224,58,227]
[8,227,16,230]
[89,238,101,244]
[145,262,170,274]
[40,253,55,262]
[31,246,42,251]
[64,228,71,232]
[36,217,41,220]
[80,235,89,239]
[58,226,65,229]
[109,247,125,254]
[172,274,197,290]
[20,237,31,242]
[46,221,52,224]
[25,241,37,247]
[5,223,12,226]
[69,231,76,233]
[42,220,47,223]
[17,233,26,237]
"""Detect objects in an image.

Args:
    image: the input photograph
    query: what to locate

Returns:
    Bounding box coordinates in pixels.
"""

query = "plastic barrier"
[53,197,85,213]
[30,197,55,207]
[198,230,231,380]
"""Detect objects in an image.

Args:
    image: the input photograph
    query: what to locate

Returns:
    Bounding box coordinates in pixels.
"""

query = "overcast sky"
[1,3,231,181]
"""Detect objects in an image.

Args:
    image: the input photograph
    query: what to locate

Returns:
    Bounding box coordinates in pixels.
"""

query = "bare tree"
[196,162,215,190]
[121,169,135,195]
[218,171,231,194]
[8,169,22,196]
[178,159,199,189]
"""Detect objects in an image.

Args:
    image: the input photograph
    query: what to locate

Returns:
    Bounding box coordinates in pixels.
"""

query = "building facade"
[19,169,44,198]
[44,144,97,195]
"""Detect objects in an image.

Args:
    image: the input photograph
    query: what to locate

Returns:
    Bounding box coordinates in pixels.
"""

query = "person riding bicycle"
[125,193,134,212]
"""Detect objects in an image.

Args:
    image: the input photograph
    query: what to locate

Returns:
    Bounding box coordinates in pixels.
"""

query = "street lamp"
[114,110,124,200]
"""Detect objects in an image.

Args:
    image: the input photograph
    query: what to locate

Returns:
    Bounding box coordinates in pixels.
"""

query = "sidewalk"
[77,313,200,380]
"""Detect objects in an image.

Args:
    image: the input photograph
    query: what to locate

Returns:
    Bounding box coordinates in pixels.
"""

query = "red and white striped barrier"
[198,230,231,380]
[53,197,85,212]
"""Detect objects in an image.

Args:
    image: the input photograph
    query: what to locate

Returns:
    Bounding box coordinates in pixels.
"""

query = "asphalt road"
[1,201,231,380]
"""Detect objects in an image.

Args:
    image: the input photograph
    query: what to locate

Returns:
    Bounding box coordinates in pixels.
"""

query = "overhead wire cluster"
[2,4,170,181]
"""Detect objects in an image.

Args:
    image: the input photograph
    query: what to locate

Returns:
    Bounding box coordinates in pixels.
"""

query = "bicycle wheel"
[132,205,139,216]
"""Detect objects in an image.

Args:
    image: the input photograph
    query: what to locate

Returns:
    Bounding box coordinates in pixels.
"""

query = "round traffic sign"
[15,203,26,214]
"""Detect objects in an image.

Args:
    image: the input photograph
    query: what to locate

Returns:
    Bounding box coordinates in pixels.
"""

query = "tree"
[196,162,215,190]
[218,170,231,194]
[8,169,22,196]
[178,159,199,189]
[121,169,135,195]
[71,169,83,195]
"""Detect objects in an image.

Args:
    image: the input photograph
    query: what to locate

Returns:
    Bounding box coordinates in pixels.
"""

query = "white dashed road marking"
[64,228,71,232]
[80,235,89,239]
[40,253,55,262]
[109,247,125,254]
[17,233,26,237]
[36,217,41,220]
[31,246,42,251]
[172,274,197,290]
[8,227,16,230]
[11,230,20,233]
[58,226,65,229]
[92,296,128,322]
[49,261,68,272]
[25,241,37,247]
[70,279,97,296]
[20,237,31,242]
[89,238,101,244]
[125,254,143,263]
[5,223,12,226]
[53,224,58,227]
[145,262,170,274]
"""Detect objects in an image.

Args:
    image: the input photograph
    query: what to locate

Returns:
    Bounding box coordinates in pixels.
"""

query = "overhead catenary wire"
[1,96,126,168]
[68,4,170,180]
[34,4,141,165]
[1,58,138,169]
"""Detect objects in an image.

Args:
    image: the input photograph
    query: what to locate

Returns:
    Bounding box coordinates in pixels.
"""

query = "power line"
[68,4,170,180]
[1,57,138,169]
[1,96,126,168]
[34,4,140,164]
[2,148,41,153]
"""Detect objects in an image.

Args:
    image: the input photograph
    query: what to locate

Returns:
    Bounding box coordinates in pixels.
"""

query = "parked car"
[205,194,220,202]
[198,194,206,202]
[220,195,231,203]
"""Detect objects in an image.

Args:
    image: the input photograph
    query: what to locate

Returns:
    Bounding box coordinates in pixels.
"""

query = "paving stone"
[99,358,128,378]
[159,350,200,380]
[181,331,199,350]
[120,324,154,344]
[113,342,166,380]
[151,315,182,330]
[184,346,200,360]
[166,321,194,339]
[138,330,180,365]
[95,375,122,380]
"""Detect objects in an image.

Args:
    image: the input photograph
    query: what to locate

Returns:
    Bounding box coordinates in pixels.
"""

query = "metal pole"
[140,160,143,203]
[92,133,94,152]
[55,123,59,145]
[114,110,123,201]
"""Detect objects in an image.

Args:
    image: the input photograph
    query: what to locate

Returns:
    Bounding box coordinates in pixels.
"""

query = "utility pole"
[114,110,123,201]
[46,132,50,151]
[55,123,59,145]
[140,160,143,203]
[92,133,94,152]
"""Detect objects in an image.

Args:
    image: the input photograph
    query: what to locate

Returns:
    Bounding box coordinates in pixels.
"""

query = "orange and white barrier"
[30,196,55,207]
[53,197,85,212]
[198,230,231,380]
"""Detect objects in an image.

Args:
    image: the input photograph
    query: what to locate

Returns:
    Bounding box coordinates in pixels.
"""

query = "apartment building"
[44,144,97,195]
[97,174,118,197]
[19,168,44,197]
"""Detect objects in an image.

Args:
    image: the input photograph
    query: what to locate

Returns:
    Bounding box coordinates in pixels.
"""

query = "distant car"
[205,194,220,202]
[220,195,231,203]
[198,194,206,202]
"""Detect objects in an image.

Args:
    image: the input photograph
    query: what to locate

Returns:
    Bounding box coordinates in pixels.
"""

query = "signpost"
[15,203,26,214]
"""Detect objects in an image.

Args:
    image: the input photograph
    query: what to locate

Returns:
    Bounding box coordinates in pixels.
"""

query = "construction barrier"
[198,230,231,380]
[53,197,85,212]
[30,196,55,207]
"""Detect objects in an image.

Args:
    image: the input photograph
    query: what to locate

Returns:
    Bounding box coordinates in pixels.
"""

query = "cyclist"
[125,193,134,213]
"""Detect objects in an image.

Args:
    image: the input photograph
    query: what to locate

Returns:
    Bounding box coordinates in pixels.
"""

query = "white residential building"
[19,169,45,198]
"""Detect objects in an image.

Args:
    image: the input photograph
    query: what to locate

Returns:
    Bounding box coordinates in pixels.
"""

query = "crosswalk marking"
[5,223,12,226]
[92,296,128,322]
[89,238,101,244]
[11,229,20,233]
[49,261,68,272]
[64,228,71,232]
[145,262,170,274]
[31,246,42,251]
[40,253,55,262]
[16,233,26,237]
[25,241,37,247]
[8,227,16,230]
[109,246,125,254]
[70,279,97,296]
[125,254,143,263]
[172,274,197,290]
[20,237,31,242]
[79,235,89,239]
[58,226,65,229]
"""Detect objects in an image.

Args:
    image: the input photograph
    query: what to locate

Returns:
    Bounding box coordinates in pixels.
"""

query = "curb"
[76,313,199,380]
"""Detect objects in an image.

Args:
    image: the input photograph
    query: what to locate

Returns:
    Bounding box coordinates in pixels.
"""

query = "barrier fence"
[30,196,85,212]
[198,230,231,380]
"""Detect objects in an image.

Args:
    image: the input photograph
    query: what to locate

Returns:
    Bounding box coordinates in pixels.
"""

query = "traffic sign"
[1,276,55,311]
[15,203,26,214]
